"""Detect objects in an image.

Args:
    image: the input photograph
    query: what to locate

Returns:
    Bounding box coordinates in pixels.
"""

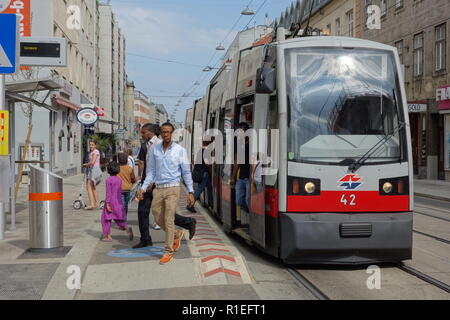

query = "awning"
[5,78,62,112]
[52,95,80,111]
[5,78,61,94]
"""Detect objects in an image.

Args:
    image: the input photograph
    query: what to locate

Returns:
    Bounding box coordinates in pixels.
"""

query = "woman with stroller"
[83,140,102,210]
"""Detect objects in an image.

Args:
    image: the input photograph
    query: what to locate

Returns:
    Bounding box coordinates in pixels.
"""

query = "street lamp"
[203,66,212,72]
[216,44,225,50]
[194,81,200,85]
[241,5,255,15]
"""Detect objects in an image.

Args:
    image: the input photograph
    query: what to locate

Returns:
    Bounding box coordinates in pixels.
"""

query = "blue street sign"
[0,14,19,74]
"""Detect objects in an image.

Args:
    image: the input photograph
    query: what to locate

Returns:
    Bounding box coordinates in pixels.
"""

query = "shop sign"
[437,85,450,110]
[408,104,427,113]
[76,107,98,126]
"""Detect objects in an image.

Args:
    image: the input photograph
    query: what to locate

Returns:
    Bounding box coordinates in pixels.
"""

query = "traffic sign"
[0,14,19,74]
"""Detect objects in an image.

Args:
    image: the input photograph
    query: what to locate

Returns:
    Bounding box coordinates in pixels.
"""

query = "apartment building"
[361,0,450,181]
[274,0,362,38]
[134,91,152,126]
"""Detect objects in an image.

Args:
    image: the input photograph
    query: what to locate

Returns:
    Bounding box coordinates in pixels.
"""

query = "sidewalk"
[414,178,450,202]
[1,174,307,300]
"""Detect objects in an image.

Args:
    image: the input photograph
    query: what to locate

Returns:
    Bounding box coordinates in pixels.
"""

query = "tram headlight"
[304,182,316,194]
[382,182,393,194]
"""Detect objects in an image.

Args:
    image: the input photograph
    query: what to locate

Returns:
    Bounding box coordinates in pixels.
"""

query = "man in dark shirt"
[133,123,197,248]
[231,122,251,214]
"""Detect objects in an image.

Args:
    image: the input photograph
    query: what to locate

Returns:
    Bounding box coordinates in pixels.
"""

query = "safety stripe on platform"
[204,267,241,278]
[201,255,236,263]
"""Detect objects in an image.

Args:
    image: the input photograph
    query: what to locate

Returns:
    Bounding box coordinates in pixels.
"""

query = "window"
[395,40,404,64]
[435,24,446,71]
[336,18,341,36]
[381,0,387,17]
[395,0,403,9]
[413,33,424,76]
[347,10,354,37]
[327,24,331,35]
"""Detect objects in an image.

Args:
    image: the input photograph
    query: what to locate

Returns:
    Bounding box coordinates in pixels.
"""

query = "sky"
[111,0,295,123]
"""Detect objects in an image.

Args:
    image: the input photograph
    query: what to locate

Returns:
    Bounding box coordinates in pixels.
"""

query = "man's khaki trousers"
[151,186,180,253]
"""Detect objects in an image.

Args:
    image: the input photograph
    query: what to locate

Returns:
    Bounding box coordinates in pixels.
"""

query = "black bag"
[192,165,204,183]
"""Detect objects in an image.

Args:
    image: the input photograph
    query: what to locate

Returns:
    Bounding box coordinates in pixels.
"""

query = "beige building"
[274,0,362,38]
[361,0,450,181]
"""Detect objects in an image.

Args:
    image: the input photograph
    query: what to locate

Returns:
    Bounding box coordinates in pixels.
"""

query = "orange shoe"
[159,253,173,264]
[173,230,185,252]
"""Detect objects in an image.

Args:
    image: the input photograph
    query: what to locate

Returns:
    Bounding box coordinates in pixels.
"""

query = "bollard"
[29,165,63,249]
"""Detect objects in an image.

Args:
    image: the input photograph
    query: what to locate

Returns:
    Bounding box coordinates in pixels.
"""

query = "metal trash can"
[29,165,63,249]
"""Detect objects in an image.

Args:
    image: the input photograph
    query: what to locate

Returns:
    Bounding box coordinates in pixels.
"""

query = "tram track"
[287,268,330,300]
[414,210,450,223]
[395,263,450,294]
[413,229,450,245]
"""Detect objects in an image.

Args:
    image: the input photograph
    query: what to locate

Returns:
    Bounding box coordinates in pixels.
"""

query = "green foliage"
[89,133,116,153]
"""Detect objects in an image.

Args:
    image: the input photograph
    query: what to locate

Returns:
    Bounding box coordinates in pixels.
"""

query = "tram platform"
[0,173,259,300]
[414,178,450,202]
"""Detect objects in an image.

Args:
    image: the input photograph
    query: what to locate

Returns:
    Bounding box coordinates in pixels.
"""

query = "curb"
[414,192,450,203]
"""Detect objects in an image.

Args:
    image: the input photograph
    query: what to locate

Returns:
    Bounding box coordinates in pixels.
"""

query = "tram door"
[220,101,236,232]
[249,94,269,247]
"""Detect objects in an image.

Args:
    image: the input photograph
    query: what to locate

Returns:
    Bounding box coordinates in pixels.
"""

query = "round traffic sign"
[76,107,98,126]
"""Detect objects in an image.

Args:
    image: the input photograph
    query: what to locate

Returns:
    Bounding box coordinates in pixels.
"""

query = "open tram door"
[248,94,270,248]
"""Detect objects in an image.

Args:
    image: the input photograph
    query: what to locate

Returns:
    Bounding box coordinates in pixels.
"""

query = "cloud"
[114,7,230,57]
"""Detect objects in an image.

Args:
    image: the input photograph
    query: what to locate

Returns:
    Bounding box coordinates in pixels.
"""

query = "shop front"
[408,102,428,177]
[437,85,450,181]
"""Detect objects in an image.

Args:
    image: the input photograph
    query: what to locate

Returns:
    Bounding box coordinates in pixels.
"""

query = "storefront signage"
[437,85,450,110]
[408,104,427,113]
[76,107,98,126]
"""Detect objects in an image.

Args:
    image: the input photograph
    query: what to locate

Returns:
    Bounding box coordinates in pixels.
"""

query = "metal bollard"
[29,165,63,249]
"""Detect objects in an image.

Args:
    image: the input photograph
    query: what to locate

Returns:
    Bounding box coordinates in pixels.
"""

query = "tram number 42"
[340,194,357,206]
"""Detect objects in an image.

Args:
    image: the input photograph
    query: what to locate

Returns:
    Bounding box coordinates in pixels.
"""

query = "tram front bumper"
[280,212,413,265]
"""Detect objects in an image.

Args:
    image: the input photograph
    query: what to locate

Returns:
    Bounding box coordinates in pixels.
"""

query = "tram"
[184,30,413,264]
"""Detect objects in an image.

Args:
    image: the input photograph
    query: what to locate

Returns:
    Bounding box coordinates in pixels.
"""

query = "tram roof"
[274,36,396,52]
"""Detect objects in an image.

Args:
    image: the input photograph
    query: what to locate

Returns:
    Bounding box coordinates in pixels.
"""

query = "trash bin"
[29,165,63,249]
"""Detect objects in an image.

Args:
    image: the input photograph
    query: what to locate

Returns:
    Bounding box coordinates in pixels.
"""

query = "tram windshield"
[286,47,405,165]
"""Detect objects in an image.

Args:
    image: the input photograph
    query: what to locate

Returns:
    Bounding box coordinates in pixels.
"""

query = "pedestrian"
[83,140,102,210]
[117,152,136,217]
[137,122,196,264]
[231,122,251,215]
[126,148,135,169]
[133,123,196,250]
[101,161,133,242]
[187,140,213,213]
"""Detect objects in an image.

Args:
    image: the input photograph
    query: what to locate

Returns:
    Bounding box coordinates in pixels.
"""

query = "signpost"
[76,107,99,171]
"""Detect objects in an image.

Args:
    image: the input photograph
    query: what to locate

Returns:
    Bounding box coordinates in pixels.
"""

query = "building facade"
[6,0,129,177]
[134,91,152,126]
[360,0,450,180]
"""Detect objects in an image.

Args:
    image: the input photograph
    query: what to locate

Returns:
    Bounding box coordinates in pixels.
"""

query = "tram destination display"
[19,37,67,67]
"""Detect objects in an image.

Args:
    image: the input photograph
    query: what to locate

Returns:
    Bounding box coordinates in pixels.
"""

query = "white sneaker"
[153,224,161,230]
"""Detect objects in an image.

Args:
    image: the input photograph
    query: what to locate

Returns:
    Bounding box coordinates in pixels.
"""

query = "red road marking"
[201,255,236,263]
[204,267,241,278]
[196,243,226,247]
[196,228,215,232]
[199,248,230,253]
[195,233,218,236]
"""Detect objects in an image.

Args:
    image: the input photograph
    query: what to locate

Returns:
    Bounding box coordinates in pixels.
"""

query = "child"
[101,161,133,242]
[117,152,136,217]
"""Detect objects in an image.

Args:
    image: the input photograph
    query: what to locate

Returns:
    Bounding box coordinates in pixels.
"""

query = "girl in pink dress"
[101,162,133,242]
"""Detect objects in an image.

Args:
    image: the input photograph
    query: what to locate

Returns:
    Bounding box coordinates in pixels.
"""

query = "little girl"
[101,161,133,242]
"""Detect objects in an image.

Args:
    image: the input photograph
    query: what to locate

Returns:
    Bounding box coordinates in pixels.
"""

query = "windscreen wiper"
[348,121,405,173]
